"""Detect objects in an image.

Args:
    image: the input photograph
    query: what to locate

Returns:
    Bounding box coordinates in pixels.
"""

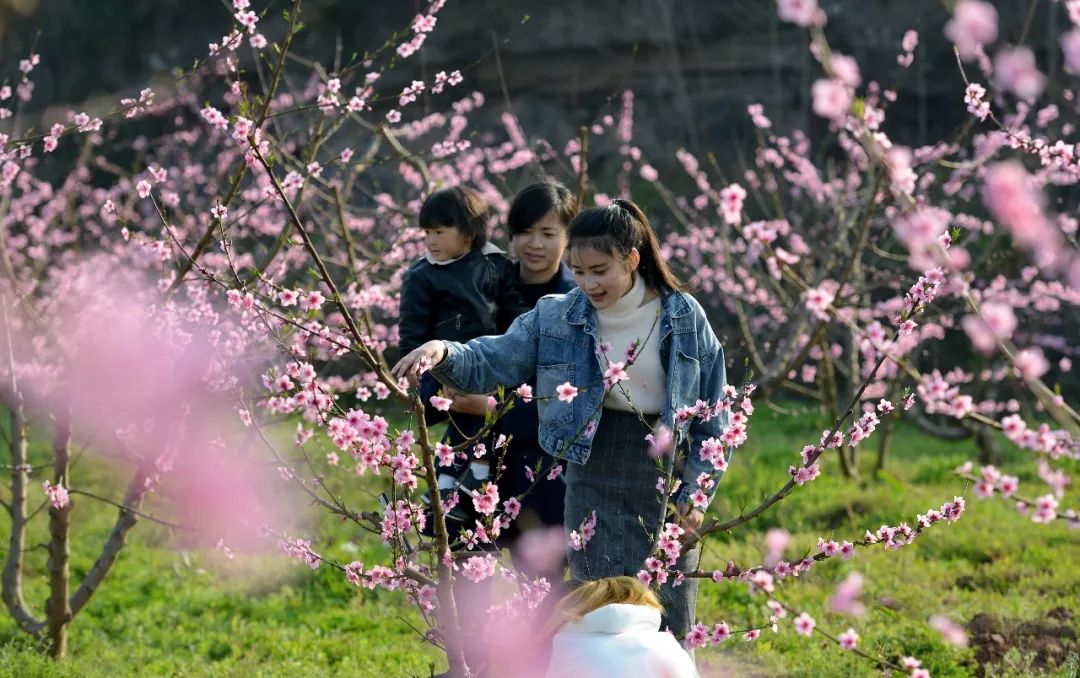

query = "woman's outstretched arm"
[392,309,541,396]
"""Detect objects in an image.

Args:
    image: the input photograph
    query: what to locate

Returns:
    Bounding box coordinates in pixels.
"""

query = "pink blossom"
[435,442,455,467]
[961,302,1016,355]
[902,657,922,671]
[556,382,578,403]
[711,621,731,644]
[569,511,597,551]
[793,612,816,636]
[604,362,628,389]
[930,614,969,647]
[300,290,324,311]
[945,0,998,60]
[413,13,437,33]
[719,184,746,224]
[1013,347,1049,380]
[136,180,152,199]
[502,496,521,519]
[994,47,1046,102]
[838,628,859,650]
[429,395,452,412]
[982,161,1057,257]
[811,79,851,121]
[639,164,659,182]
[278,289,299,307]
[645,426,675,458]
[828,572,865,616]
[764,528,791,566]
[805,286,835,318]
[1062,29,1080,74]
[473,483,499,516]
[461,554,497,583]
[515,383,534,403]
[964,83,991,120]
[1032,494,1059,523]
[690,489,709,509]
[42,480,70,510]
[831,54,861,88]
[776,0,818,27]
[685,623,709,649]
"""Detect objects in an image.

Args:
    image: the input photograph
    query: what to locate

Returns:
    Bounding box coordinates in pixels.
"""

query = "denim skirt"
[563,408,701,638]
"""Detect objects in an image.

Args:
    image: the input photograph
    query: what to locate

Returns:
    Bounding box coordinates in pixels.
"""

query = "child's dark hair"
[418,186,489,249]
[507,181,579,236]
[567,199,685,293]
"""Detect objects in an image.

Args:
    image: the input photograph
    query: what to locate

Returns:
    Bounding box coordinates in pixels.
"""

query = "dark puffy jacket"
[398,243,530,356]
[399,243,529,442]
[495,262,577,443]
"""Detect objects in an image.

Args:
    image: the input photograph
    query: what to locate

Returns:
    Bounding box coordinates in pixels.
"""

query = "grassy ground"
[1,404,1077,677]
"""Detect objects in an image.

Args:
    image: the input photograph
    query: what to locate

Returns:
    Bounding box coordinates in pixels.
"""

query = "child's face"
[568,246,639,310]
[424,224,472,262]
[511,210,568,278]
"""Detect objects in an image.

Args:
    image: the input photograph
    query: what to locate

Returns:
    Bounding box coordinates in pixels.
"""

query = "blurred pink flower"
[764,528,791,566]
[831,54,861,88]
[1062,29,1080,74]
[811,79,851,121]
[994,47,1046,101]
[945,0,998,60]
[793,612,816,636]
[930,614,969,647]
[776,0,818,27]
[1013,347,1050,381]
[838,628,859,650]
[829,572,866,616]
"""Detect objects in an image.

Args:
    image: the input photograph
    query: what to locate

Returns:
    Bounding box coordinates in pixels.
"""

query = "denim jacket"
[430,286,730,507]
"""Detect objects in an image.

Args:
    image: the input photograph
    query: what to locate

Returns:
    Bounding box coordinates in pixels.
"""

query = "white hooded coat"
[545,603,700,678]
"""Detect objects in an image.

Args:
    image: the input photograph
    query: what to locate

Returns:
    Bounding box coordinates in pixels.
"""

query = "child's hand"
[674,503,705,535]
[391,340,447,386]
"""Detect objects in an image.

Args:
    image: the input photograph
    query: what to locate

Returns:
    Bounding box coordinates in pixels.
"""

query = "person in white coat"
[545,576,700,678]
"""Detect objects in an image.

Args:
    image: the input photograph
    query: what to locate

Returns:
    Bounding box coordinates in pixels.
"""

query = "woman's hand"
[674,503,705,535]
[391,340,447,386]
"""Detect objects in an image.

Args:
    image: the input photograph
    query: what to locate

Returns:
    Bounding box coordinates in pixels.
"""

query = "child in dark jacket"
[398,186,529,521]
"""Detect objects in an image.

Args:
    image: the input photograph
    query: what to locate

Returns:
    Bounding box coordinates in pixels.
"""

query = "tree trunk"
[973,424,1002,466]
[874,380,902,476]
[821,344,857,480]
[44,410,72,658]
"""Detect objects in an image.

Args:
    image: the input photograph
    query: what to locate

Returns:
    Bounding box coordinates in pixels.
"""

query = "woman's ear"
[627,247,641,272]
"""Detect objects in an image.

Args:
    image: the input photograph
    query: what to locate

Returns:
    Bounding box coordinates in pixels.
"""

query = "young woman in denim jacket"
[394,199,730,639]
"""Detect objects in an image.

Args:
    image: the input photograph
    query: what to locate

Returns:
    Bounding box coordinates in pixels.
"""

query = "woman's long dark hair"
[567,199,686,293]
[507,181,579,235]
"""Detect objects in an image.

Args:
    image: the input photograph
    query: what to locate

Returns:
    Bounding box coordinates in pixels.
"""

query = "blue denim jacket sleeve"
[429,309,539,396]
[675,311,731,508]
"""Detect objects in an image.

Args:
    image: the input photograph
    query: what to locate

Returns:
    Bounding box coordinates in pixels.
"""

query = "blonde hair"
[547,577,663,634]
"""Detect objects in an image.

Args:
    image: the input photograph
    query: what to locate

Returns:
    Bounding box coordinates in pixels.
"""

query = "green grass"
[1,405,1077,677]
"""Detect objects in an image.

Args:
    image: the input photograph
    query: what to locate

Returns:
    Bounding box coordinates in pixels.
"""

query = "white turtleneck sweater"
[595,274,666,415]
